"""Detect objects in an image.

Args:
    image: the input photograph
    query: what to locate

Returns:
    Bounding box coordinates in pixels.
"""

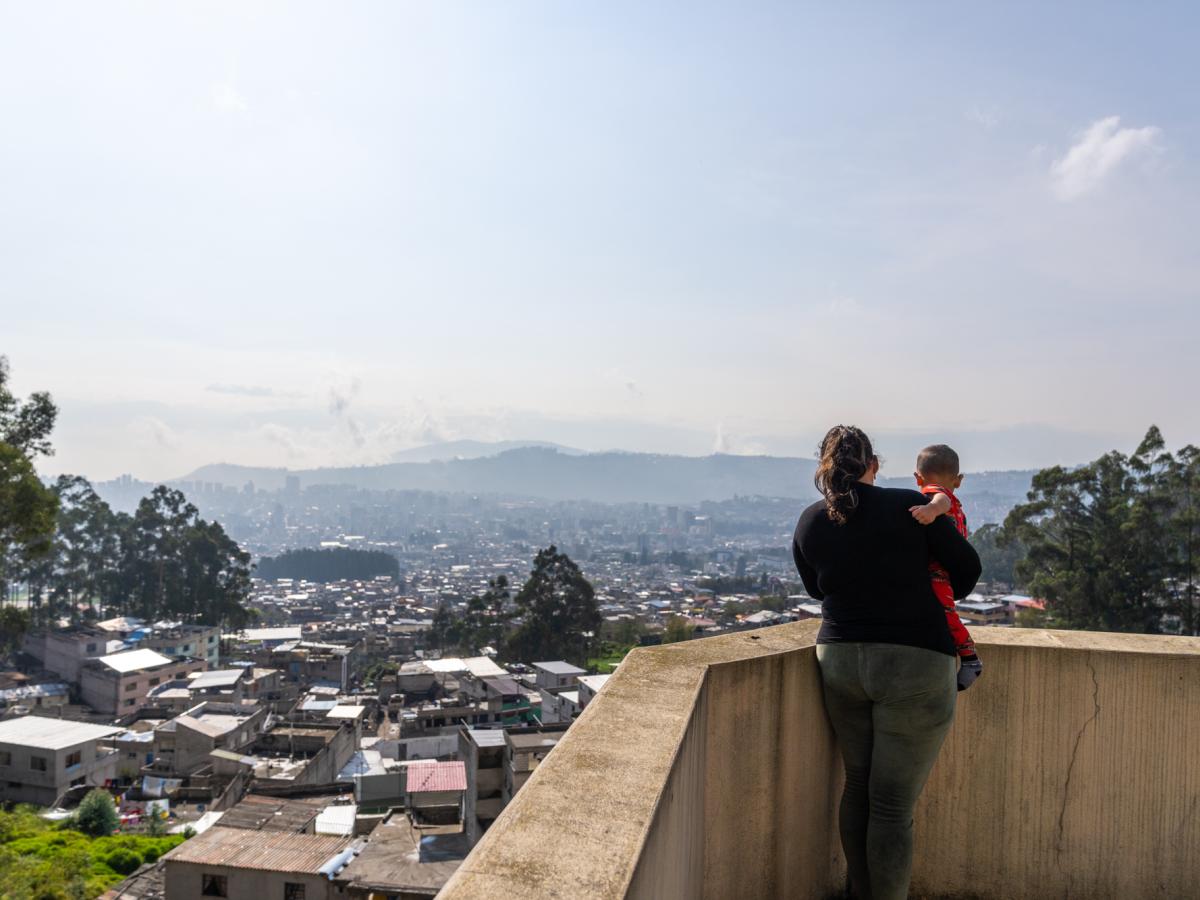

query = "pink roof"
[406,760,467,793]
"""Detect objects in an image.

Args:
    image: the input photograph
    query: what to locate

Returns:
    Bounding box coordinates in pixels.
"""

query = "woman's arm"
[923,517,982,599]
[792,537,825,600]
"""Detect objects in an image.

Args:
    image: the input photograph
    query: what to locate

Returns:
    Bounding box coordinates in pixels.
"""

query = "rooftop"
[532,661,586,676]
[188,669,245,689]
[336,815,469,894]
[406,760,467,793]
[96,648,174,673]
[0,716,123,750]
[162,826,350,873]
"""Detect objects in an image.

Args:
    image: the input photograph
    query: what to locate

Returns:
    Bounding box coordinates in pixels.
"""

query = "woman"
[792,425,982,900]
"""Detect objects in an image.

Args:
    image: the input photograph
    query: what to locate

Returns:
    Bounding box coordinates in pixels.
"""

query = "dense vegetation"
[0,356,254,662]
[430,546,601,667]
[0,802,185,899]
[255,546,400,583]
[1001,426,1199,634]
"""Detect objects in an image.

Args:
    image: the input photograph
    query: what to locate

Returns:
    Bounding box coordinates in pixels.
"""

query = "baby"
[909,444,983,691]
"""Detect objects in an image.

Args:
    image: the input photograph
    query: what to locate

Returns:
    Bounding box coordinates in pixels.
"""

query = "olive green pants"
[816,642,957,900]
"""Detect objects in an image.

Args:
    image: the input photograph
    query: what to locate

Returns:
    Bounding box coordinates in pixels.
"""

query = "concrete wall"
[165,862,334,900]
[438,622,1200,900]
[911,627,1200,899]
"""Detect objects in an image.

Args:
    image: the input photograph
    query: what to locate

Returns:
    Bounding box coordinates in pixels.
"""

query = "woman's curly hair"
[814,425,876,525]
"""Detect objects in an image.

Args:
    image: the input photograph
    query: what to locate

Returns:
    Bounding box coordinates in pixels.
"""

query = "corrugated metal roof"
[406,760,467,793]
[164,824,348,871]
[0,716,123,750]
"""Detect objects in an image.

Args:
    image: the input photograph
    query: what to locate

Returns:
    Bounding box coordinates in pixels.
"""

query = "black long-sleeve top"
[792,481,983,656]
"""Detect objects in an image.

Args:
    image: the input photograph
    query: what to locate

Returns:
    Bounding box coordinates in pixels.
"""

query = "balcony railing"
[437,621,1200,900]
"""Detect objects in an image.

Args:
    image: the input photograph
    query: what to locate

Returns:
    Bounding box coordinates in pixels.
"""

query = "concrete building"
[21,627,114,682]
[458,728,505,844]
[148,702,267,777]
[137,623,222,668]
[0,682,69,713]
[79,649,208,715]
[503,725,568,805]
[0,716,123,805]
[530,661,585,692]
[576,674,610,709]
[162,826,354,900]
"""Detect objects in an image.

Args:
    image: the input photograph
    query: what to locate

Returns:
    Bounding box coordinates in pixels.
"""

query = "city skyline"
[4,3,1198,481]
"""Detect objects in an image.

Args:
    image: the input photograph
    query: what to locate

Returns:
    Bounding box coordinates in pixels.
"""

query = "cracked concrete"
[1055,652,1102,858]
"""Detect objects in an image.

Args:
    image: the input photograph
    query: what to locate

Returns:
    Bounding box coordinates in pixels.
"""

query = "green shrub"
[74,789,119,837]
[102,847,143,875]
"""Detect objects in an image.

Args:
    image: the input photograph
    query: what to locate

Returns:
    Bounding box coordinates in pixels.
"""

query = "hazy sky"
[3,2,1198,481]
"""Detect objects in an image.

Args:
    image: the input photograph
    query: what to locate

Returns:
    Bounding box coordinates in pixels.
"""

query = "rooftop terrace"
[438,621,1200,900]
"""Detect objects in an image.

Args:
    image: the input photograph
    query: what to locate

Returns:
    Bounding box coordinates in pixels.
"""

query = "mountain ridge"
[175,446,1035,521]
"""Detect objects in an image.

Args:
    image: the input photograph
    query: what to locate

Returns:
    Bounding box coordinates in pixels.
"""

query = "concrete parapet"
[438,623,1200,900]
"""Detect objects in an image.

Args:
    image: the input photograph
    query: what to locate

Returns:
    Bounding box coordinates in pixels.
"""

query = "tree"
[971,523,1026,590]
[504,546,599,666]
[1002,427,1175,633]
[74,789,119,837]
[459,576,510,653]
[663,614,695,644]
[0,356,57,458]
[0,444,58,604]
[0,607,30,662]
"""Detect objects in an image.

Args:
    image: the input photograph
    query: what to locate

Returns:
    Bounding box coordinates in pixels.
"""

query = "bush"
[103,847,143,875]
[74,789,119,837]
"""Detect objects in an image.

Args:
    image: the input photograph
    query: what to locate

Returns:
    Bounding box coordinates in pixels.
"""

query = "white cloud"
[211,80,249,114]
[1050,116,1161,201]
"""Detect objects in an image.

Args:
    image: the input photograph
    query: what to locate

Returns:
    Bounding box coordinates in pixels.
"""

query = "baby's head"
[915,444,963,491]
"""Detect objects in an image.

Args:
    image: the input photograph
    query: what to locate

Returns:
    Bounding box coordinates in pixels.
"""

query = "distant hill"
[176,447,1036,518]
[389,439,584,463]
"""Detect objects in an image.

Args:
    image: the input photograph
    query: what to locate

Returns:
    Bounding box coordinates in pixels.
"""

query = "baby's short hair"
[916,444,960,478]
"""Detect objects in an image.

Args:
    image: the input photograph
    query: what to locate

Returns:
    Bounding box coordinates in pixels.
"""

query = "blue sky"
[2,2,1197,480]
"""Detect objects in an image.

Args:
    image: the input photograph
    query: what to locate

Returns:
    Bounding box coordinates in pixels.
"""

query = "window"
[201,874,228,897]
[149,677,160,687]
[176,672,187,679]
[124,699,136,707]
[86,643,97,653]
[125,682,137,692]
[30,756,47,772]
[0,751,11,766]
[284,883,306,900]
[209,635,217,643]
[65,751,82,767]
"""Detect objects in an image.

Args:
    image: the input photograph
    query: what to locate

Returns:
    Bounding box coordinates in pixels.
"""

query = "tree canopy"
[1002,426,1200,634]
[255,546,400,583]
[0,357,60,604]
[503,546,600,666]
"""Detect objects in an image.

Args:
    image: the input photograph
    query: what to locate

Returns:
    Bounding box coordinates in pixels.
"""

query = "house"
[0,715,123,805]
[406,760,466,826]
[21,626,116,682]
[161,826,355,900]
[0,682,69,713]
[576,674,610,709]
[503,725,569,806]
[458,728,505,844]
[79,648,208,715]
[148,702,267,778]
[335,813,470,899]
[530,661,585,692]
